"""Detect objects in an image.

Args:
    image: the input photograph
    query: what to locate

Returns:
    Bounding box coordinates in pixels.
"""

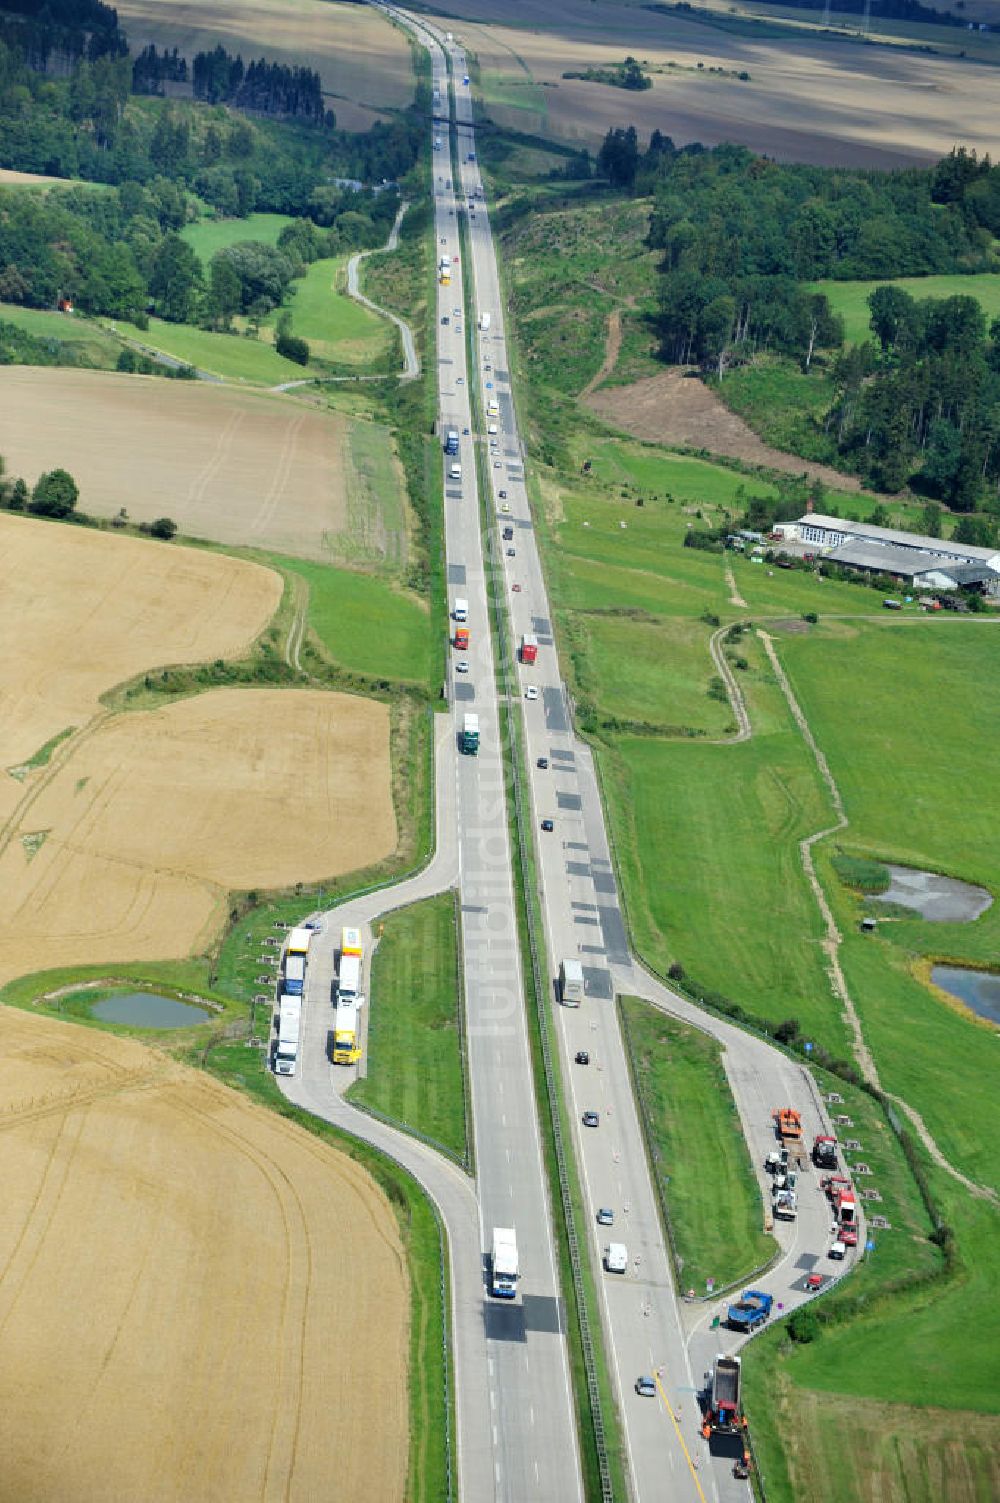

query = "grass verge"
[349,891,470,1168]
[619,997,776,1291]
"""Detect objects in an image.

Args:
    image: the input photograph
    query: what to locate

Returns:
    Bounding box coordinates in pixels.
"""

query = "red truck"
[454,626,470,650]
[520,633,538,665]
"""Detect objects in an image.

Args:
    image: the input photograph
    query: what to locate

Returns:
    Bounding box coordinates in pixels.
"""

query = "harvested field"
[0,167,74,187]
[119,0,414,120]
[0,1007,407,1503]
[0,512,280,810]
[438,0,999,166]
[586,368,860,489]
[0,368,363,560]
[0,687,395,985]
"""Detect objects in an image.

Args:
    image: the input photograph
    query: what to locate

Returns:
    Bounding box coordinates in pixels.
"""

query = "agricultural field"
[812,273,1000,345]
[444,0,1000,165]
[0,686,395,985]
[0,1007,407,1503]
[0,368,409,562]
[0,511,280,816]
[0,167,82,187]
[119,0,415,128]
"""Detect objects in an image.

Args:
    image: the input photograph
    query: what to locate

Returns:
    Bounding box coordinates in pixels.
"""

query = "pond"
[876,865,992,924]
[931,966,1000,1025]
[91,992,211,1029]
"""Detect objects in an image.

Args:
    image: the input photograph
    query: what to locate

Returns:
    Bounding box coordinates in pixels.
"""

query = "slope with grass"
[263,256,393,366]
[349,892,467,1164]
[277,556,432,684]
[115,313,308,382]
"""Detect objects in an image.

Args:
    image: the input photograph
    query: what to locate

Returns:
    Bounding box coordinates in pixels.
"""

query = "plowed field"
[0,687,395,984]
[0,512,280,815]
[0,368,352,559]
[0,1007,407,1502]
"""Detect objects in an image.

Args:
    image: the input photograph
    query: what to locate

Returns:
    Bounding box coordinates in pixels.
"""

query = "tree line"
[0,456,178,537]
[191,46,327,126]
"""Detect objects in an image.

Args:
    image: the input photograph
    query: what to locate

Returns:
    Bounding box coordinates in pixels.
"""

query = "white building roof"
[794,514,1000,570]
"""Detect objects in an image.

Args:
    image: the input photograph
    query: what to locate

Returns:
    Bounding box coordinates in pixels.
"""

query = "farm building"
[773,514,1000,594]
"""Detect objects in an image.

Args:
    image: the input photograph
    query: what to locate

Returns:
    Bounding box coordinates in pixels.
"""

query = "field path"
[758,628,1000,1207]
[347,201,419,381]
[579,307,622,399]
[708,623,751,743]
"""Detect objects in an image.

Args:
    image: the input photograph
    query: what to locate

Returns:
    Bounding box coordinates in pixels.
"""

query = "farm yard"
[0,686,395,986]
[118,0,416,129]
[0,1007,407,1503]
[443,0,1000,165]
[0,368,408,562]
[0,512,280,815]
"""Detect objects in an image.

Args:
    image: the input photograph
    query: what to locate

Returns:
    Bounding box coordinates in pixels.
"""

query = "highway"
[282,9,860,1501]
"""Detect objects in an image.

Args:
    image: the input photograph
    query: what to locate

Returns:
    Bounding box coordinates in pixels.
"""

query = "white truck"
[338,953,362,1004]
[559,958,584,1006]
[773,1188,798,1220]
[449,463,462,482]
[479,311,491,331]
[491,1227,519,1298]
[274,995,302,1076]
[604,1243,628,1274]
[452,597,469,622]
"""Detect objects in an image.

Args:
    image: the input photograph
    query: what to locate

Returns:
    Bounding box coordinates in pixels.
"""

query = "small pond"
[875,865,992,924]
[931,966,1000,1025]
[91,992,211,1029]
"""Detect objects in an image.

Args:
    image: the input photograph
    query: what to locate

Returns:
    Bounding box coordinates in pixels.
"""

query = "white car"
[455,662,469,674]
[525,686,539,701]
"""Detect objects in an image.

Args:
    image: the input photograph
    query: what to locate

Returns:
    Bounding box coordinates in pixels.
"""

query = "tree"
[921,501,943,537]
[29,469,79,519]
[7,477,28,512]
[149,516,177,539]
[276,328,309,366]
[207,255,242,326]
[149,234,203,323]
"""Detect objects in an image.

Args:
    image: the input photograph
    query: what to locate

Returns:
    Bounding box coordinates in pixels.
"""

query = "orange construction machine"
[774,1108,802,1140]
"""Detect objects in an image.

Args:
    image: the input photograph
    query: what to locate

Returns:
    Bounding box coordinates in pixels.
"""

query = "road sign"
[804,1041,813,1053]
[866,1239,875,1252]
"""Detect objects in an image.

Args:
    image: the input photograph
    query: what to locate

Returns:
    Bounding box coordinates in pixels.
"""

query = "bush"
[276,330,310,366]
[802,611,818,624]
[149,516,177,540]
[29,468,78,519]
[788,1307,821,1344]
[774,1018,800,1044]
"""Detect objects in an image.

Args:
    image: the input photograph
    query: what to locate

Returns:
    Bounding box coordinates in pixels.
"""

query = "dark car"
[582,1110,600,1128]
[498,489,508,499]
[506,546,516,557]
[541,818,554,832]
[441,315,450,325]
[575,1050,590,1065]
[502,526,514,540]
[537,757,549,769]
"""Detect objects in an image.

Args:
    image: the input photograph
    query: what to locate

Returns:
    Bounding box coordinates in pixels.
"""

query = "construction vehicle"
[775,1107,802,1140]
[341,926,363,959]
[461,713,480,755]
[727,1290,773,1332]
[491,1227,518,1298]
[559,958,584,1006]
[337,953,361,1004]
[332,1000,361,1065]
[773,1188,797,1220]
[813,1134,838,1168]
[274,995,302,1076]
[706,1355,742,1433]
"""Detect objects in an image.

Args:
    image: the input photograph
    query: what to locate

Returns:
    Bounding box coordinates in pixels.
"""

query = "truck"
[444,427,460,455]
[433,135,442,151]
[604,1243,628,1274]
[439,254,451,271]
[727,1290,773,1332]
[284,953,306,996]
[773,1189,797,1220]
[453,598,469,622]
[775,1107,803,1140]
[454,625,470,650]
[461,713,480,755]
[286,926,313,958]
[439,268,451,287]
[813,1133,838,1168]
[341,926,363,959]
[448,463,462,482]
[479,311,491,331]
[332,1000,361,1065]
[708,1355,742,1433]
[491,1227,518,1298]
[836,1186,857,1227]
[559,958,584,1006]
[519,633,538,665]
[274,995,302,1076]
[337,953,361,1004]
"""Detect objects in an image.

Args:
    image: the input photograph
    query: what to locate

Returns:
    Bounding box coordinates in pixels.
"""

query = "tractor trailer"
[341,926,363,959]
[338,953,362,1004]
[284,953,306,996]
[274,995,302,1076]
[491,1227,519,1298]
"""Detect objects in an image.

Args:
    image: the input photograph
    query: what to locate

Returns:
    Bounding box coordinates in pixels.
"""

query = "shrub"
[29,468,78,519]
[788,1307,821,1344]
[149,516,177,540]
[802,611,818,624]
[276,330,310,366]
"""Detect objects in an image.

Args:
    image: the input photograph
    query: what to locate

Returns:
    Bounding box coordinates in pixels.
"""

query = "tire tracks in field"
[708,622,751,743]
[758,628,999,1207]
[250,411,307,537]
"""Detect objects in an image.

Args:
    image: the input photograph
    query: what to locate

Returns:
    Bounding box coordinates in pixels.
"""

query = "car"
[635,1376,657,1399]
[506,546,516,558]
[582,1111,600,1127]
[441,316,450,325]
[512,583,521,592]
[500,501,511,513]
[540,817,554,831]
[455,661,469,674]
[597,1208,614,1227]
[537,756,549,769]
[806,1273,824,1291]
[499,489,508,499]
[575,1050,590,1065]
[829,1240,846,1260]
[494,460,502,469]
[456,376,464,384]
[525,685,538,701]
[440,235,447,243]
[503,526,514,540]
[454,308,461,317]
[463,427,470,435]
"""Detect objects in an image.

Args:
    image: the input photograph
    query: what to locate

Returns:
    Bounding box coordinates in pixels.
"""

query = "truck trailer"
[338,954,361,1004]
[286,927,313,957]
[727,1290,773,1332]
[559,958,584,1006]
[491,1227,519,1298]
[479,311,491,331]
[274,996,302,1076]
[332,1000,361,1065]
[341,926,363,959]
[708,1355,742,1433]
[284,953,306,996]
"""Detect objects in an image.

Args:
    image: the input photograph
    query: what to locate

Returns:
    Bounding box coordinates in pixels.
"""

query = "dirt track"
[0,1007,407,1502]
[586,368,860,490]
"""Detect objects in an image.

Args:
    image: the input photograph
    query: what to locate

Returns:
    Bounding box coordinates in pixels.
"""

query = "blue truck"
[727,1289,773,1332]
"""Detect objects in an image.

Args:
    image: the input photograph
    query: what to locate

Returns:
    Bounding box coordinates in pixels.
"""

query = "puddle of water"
[876,865,992,923]
[931,966,1000,1025]
[91,992,211,1029]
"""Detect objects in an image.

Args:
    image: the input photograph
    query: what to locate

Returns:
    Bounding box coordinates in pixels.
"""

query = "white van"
[449,463,462,481]
[487,423,499,437]
[604,1243,628,1274]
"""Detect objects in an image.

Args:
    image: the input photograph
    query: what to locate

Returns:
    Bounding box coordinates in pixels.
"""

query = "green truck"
[461,712,480,755]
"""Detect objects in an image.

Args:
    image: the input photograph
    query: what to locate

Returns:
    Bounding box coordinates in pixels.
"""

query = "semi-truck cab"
[444,428,460,455]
